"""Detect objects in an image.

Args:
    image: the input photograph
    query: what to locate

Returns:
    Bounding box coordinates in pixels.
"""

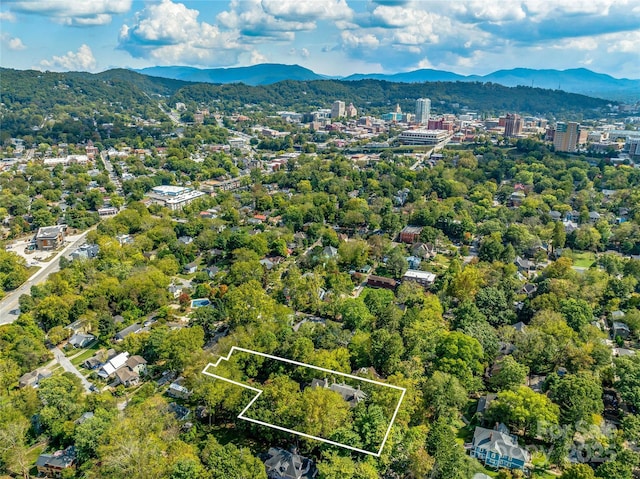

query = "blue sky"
[1,0,639,78]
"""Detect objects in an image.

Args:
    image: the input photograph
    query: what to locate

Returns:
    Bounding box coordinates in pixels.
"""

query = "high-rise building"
[554,121,580,152]
[346,103,357,118]
[415,98,431,124]
[504,113,523,137]
[331,101,345,119]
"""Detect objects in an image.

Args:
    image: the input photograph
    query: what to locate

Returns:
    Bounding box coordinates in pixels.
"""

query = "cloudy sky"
[1,0,639,78]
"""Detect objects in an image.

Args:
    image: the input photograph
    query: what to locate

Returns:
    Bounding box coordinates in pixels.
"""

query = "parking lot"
[5,231,88,265]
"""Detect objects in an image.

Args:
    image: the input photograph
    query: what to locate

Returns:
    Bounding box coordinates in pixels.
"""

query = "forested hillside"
[1,68,614,141]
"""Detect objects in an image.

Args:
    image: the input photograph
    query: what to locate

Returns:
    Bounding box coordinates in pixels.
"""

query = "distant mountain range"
[135,64,639,101]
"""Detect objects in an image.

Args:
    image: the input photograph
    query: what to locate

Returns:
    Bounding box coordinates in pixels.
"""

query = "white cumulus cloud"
[1,33,26,50]
[261,0,353,22]
[217,0,315,40]
[119,0,246,66]
[40,44,97,71]
[6,0,132,25]
[0,11,16,21]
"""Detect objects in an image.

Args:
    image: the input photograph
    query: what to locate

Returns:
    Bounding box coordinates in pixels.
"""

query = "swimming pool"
[191,298,211,308]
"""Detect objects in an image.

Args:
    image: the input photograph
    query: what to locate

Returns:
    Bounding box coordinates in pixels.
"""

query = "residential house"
[565,210,580,222]
[411,242,437,259]
[205,266,219,279]
[70,243,99,261]
[35,225,66,250]
[549,210,562,221]
[511,322,527,333]
[97,352,130,379]
[18,367,52,388]
[183,262,198,274]
[612,322,631,340]
[527,374,546,393]
[167,380,192,400]
[65,319,88,335]
[178,236,193,245]
[263,447,318,479]
[114,367,141,387]
[126,355,147,376]
[515,256,534,274]
[476,393,497,415]
[521,284,537,297]
[366,275,397,290]
[611,310,625,321]
[260,258,276,270]
[563,220,579,233]
[168,403,191,421]
[321,246,338,259]
[509,191,526,207]
[36,446,77,478]
[589,211,601,223]
[310,378,367,407]
[469,424,529,470]
[402,269,436,288]
[68,333,95,348]
[399,225,423,244]
[406,256,421,270]
[114,323,142,341]
[83,349,117,370]
[168,284,183,299]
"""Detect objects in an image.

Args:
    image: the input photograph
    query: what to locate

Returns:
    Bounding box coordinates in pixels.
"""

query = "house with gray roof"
[114,323,142,341]
[612,321,630,340]
[310,378,367,407]
[263,447,317,479]
[18,367,52,388]
[69,333,95,348]
[469,424,529,470]
[36,446,76,477]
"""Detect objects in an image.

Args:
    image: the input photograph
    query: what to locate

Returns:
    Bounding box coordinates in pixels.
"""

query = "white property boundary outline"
[202,346,406,456]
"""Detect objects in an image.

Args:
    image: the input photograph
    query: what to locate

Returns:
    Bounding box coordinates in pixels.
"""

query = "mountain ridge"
[134,64,639,101]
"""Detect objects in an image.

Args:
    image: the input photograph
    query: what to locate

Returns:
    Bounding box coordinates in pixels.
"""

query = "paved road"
[0,229,94,324]
[50,346,94,392]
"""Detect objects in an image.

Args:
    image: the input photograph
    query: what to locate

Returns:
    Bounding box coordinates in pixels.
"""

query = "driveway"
[51,347,94,393]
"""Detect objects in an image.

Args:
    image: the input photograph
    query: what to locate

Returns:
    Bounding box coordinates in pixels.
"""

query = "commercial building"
[200,177,243,193]
[35,225,66,250]
[504,113,523,137]
[145,185,206,211]
[554,121,581,152]
[415,98,431,124]
[346,103,358,118]
[402,269,436,288]
[398,129,451,145]
[331,101,345,119]
[399,225,423,244]
[627,138,640,161]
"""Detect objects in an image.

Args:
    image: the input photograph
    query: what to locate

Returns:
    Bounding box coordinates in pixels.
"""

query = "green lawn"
[572,251,596,268]
[70,343,101,367]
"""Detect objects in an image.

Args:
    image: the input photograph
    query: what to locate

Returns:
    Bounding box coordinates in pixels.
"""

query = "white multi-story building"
[398,129,451,145]
[415,98,431,124]
[145,185,206,211]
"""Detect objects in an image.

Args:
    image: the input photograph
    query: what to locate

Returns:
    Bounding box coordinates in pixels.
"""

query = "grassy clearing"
[572,251,596,268]
[70,344,101,367]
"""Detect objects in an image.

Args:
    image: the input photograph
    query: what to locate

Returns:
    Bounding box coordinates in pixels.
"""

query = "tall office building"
[504,113,523,137]
[331,101,345,119]
[415,98,431,124]
[554,121,580,152]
